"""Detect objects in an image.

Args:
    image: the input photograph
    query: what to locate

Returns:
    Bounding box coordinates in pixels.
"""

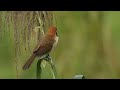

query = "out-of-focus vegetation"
[0,11,120,79]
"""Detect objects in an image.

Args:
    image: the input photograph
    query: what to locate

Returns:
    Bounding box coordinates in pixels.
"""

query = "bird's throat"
[52,36,58,51]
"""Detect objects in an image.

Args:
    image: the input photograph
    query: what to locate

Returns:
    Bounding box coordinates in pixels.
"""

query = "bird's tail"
[23,53,36,70]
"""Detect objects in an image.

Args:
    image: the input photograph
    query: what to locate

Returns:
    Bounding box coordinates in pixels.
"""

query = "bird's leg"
[44,54,51,61]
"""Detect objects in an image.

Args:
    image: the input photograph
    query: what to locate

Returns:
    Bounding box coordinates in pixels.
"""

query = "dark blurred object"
[74,75,85,79]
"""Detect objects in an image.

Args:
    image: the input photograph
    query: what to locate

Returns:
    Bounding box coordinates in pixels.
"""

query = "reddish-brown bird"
[23,26,58,70]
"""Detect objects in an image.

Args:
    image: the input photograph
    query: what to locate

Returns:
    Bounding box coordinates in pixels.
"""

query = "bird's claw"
[44,54,52,61]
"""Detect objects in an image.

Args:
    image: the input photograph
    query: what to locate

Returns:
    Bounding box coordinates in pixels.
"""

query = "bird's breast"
[52,36,59,51]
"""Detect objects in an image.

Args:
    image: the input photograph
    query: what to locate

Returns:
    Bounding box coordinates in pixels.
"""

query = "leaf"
[41,60,47,68]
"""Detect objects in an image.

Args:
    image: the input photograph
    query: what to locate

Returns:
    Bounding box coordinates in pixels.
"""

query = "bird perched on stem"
[23,26,58,70]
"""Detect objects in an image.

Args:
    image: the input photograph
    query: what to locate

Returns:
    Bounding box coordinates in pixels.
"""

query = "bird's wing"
[33,36,54,56]
[33,37,43,53]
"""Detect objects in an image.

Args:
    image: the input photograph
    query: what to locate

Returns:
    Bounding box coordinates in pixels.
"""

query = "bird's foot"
[44,54,52,61]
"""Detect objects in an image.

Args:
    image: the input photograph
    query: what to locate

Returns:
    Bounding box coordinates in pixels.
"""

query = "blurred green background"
[0,11,120,79]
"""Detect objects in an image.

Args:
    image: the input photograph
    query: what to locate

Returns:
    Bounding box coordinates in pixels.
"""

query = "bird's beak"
[56,32,58,36]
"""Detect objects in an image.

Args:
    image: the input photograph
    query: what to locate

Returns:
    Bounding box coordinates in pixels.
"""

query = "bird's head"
[47,26,58,37]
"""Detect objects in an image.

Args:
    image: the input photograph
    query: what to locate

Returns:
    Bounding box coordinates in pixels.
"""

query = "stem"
[37,59,42,79]
[37,54,58,79]
[48,59,58,79]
